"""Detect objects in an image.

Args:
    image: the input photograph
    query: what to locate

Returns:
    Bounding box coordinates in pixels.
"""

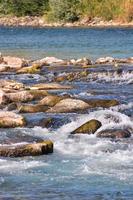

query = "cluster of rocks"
[0,54,132,158]
[71,119,131,139]
[0,54,133,75]
[0,16,133,27]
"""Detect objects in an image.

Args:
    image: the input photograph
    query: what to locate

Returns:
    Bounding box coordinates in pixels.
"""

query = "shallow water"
[0,27,133,199]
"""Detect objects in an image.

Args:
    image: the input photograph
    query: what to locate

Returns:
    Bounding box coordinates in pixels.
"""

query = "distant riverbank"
[0,16,133,28]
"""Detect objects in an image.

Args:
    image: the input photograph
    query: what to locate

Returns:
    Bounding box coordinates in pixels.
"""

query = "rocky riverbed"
[0,54,132,156]
[0,53,133,198]
[0,16,133,28]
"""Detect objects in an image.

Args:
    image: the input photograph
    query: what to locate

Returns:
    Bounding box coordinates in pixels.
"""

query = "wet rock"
[3,56,28,70]
[0,111,26,128]
[0,80,24,90]
[47,98,90,113]
[17,63,41,74]
[86,99,119,108]
[18,104,48,113]
[39,95,63,106]
[97,129,131,138]
[71,119,102,134]
[29,83,72,90]
[0,140,53,157]
[95,57,115,64]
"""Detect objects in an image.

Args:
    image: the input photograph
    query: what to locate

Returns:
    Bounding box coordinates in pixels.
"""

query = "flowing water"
[0,27,133,199]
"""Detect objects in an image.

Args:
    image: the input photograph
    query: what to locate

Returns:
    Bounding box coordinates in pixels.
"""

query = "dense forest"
[0,0,132,22]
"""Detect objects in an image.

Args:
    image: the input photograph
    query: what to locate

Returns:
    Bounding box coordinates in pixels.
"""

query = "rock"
[6,91,34,102]
[0,111,26,128]
[0,140,53,157]
[86,99,119,108]
[18,104,48,113]
[28,90,48,99]
[0,89,9,105]
[0,64,10,72]
[0,52,4,63]
[96,129,131,138]
[33,57,64,65]
[3,56,28,70]
[46,98,90,113]
[95,57,115,64]
[17,64,41,74]
[6,90,48,103]
[71,119,102,134]
[0,80,24,90]
[75,57,92,65]
[29,83,72,90]
[39,95,63,106]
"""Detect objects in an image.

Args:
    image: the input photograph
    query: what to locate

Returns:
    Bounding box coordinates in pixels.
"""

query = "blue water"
[0,26,133,60]
[0,27,133,199]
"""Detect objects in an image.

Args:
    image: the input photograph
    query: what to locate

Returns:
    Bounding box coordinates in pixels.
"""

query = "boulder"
[86,99,119,108]
[0,111,26,128]
[71,119,102,134]
[6,91,34,102]
[0,89,9,105]
[0,64,10,72]
[39,95,63,106]
[75,57,92,65]
[95,57,115,64]
[18,104,48,113]
[3,56,28,70]
[33,57,65,66]
[0,140,53,157]
[46,98,90,113]
[96,129,131,139]
[0,80,24,90]
[29,83,72,90]
[28,90,48,99]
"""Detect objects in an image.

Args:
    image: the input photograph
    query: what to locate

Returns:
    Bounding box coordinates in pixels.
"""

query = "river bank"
[0,16,133,28]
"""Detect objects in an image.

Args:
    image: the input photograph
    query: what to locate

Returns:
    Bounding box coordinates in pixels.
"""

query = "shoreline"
[0,16,133,28]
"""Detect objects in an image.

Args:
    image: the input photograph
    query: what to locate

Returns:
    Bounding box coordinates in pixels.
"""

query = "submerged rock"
[47,98,90,113]
[0,111,26,128]
[71,119,102,134]
[0,140,53,157]
[29,83,72,90]
[97,129,131,138]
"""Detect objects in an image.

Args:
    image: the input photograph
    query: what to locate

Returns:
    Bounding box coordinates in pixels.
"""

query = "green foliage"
[0,0,49,16]
[47,0,80,22]
[0,0,132,22]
